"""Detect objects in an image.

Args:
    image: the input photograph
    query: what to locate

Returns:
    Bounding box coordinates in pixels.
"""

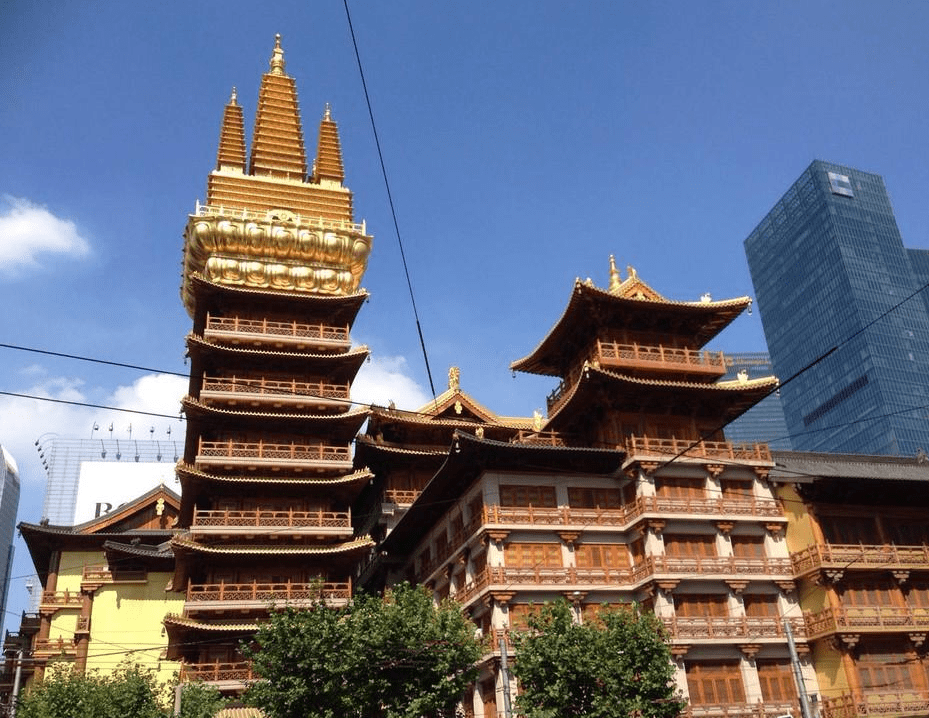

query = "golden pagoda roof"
[185,333,370,374]
[512,263,751,377]
[545,364,778,431]
[171,535,374,556]
[181,396,369,430]
[183,36,372,315]
[176,462,373,486]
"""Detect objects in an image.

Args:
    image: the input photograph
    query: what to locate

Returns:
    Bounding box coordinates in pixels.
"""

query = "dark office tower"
[722,353,793,451]
[745,160,929,456]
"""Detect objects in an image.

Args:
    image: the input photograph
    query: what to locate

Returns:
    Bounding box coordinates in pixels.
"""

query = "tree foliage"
[512,600,685,718]
[15,662,227,718]
[243,583,481,718]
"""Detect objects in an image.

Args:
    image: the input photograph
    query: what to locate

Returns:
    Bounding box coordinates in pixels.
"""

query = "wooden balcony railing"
[179,661,255,684]
[626,435,772,463]
[596,340,726,375]
[196,439,351,468]
[643,555,793,578]
[204,314,349,348]
[186,580,351,606]
[82,565,113,583]
[805,605,929,638]
[679,703,797,718]
[200,376,350,406]
[192,508,351,533]
[510,430,566,447]
[33,638,77,657]
[792,543,929,576]
[39,591,82,610]
[822,690,929,718]
[661,615,806,640]
[457,566,635,603]
[383,489,421,505]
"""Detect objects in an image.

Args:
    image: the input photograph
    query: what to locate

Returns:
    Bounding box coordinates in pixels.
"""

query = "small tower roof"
[312,103,345,183]
[215,87,246,172]
[248,34,308,179]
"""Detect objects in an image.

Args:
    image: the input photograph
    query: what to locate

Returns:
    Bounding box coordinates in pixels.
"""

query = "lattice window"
[576,543,630,568]
[856,645,916,690]
[568,487,623,509]
[685,661,746,704]
[757,659,796,702]
[655,476,705,499]
[499,485,556,508]
[818,514,880,544]
[743,594,780,617]
[504,543,562,568]
[674,594,728,617]
[843,579,902,607]
[664,534,716,558]
[731,535,766,558]
[509,603,544,629]
[720,478,752,500]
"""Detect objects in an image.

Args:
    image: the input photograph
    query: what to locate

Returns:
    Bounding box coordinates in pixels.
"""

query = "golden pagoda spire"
[215,87,246,172]
[248,34,307,179]
[608,255,622,293]
[312,103,345,184]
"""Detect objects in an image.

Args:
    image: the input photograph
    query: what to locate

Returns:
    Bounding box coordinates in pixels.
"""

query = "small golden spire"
[269,34,286,75]
[324,102,332,121]
[229,86,238,105]
[608,255,622,292]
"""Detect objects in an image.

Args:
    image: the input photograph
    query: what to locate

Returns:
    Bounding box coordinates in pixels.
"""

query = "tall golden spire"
[248,34,307,179]
[215,87,246,172]
[312,103,345,184]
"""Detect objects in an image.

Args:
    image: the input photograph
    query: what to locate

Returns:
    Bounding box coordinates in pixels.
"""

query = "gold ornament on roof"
[609,255,622,293]
[269,34,286,75]
[449,366,461,392]
[533,410,544,432]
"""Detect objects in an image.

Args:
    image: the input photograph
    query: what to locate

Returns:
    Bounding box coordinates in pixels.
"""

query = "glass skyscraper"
[745,160,929,456]
[0,446,21,627]
[722,353,793,451]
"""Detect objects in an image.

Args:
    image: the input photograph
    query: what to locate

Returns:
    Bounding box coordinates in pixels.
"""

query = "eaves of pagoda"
[545,365,778,431]
[511,279,751,377]
[181,396,369,434]
[185,333,369,379]
[379,431,625,558]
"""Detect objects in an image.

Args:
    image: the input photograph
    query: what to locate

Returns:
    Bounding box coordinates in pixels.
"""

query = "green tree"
[15,662,228,718]
[512,600,685,718]
[243,583,481,718]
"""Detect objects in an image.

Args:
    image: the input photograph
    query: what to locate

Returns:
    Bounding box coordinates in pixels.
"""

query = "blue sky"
[1,1,927,629]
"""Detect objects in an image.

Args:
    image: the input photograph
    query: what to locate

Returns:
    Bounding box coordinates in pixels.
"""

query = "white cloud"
[351,355,431,411]
[0,196,90,276]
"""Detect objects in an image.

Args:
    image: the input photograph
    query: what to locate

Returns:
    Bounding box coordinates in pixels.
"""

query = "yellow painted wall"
[777,483,816,555]
[87,572,183,682]
[55,550,101,591]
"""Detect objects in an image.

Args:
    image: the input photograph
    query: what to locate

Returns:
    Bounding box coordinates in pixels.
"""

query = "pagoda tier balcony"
[660,615,806,641]
[195,438,352,472]
[33,637,78,659]
[456,565,635,604]
[184,580,351,614]
[191,508,352,538]
[203,314,350,351]
[480,495,782,531]
[594,340,727,379]
[382,489,422,506]
[804,605,929,639]
[642,554,793,580]
[626,436,772,464]
[199,375,351,410]
[792,543,929,579]
[38,591,82,613]
[679,703,798,718]
[179,660,255,688]
[81,565,147,589]
[822,690,929,718]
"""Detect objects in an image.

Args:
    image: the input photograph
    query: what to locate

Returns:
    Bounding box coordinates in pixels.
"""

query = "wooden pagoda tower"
[165,36,375,689]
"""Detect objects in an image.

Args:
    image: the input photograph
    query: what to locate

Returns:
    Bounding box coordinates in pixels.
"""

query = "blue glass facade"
[745,161,929,456]
[722,353,793,450]
[0,447,21,628]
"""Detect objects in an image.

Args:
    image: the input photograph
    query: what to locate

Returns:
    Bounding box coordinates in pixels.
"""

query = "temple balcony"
[195,438,352,472]
[626,435,772,464]
[456,565,634,604]
[179,660,255,690]
[203,313,350,351]
[190,508,352,538]
[792,543,929,579]
[822,690,929,718]
[382,489,421,506]
[679,703,798,718]
[194,202,366,235]
[804,605,929,640]
[640,555,794,581]
[661,615,806,642]
[38,591,82,614]
[594,340,727,379]
[184,580,351,614]
[199,375,351,411]
[81,565,147,590]
[33,637,77,659]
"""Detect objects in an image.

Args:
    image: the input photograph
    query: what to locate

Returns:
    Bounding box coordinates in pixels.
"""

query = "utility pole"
[785,618,814,718]
[499,636,513,718]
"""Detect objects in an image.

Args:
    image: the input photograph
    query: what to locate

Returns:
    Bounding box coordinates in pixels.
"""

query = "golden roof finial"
[608,255,622,293]
[229,86,238,105]
[449,366,461,392]
[269,33,286,75]
[324,102,332,121]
